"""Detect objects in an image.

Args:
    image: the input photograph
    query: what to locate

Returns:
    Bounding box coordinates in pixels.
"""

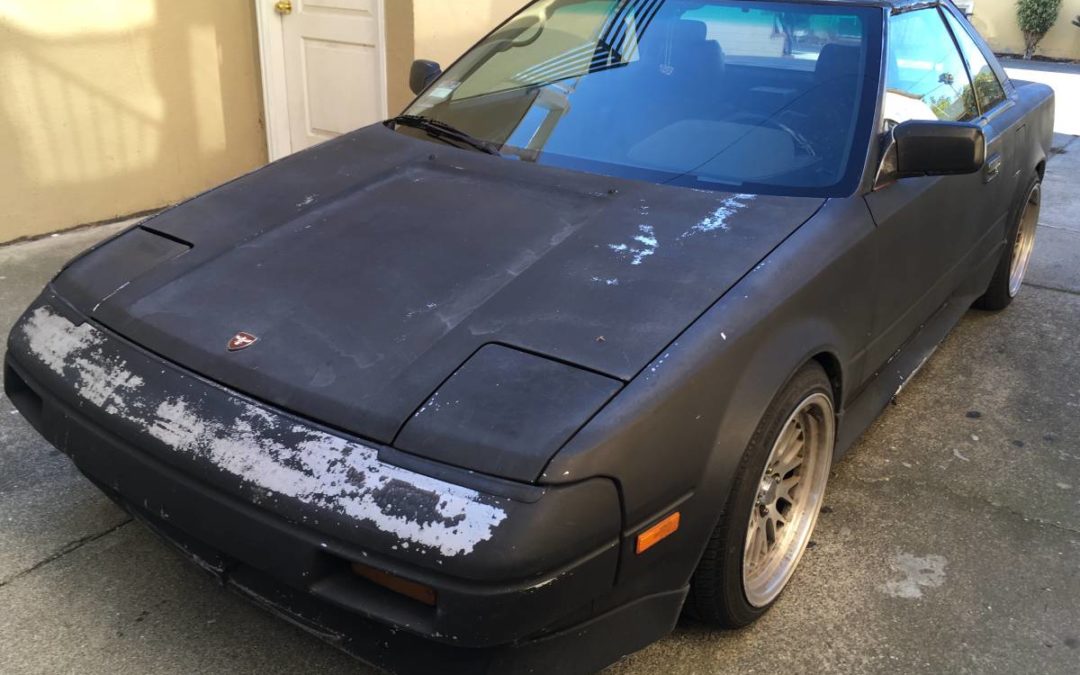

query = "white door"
[256,0,388,160]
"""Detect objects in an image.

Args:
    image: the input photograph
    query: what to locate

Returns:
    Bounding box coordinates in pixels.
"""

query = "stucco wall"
[386,0,417,115]
[0,0,267,244]
[413,0,526,66]
[387,0,526,114]
[970,0,1080,59]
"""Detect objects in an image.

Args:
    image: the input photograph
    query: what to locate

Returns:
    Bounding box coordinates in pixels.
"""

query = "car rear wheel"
[687,363,835,627]
[975,177,1041,311]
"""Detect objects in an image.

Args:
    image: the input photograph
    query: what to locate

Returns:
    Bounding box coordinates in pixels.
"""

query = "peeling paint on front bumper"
[19,305,508,558]
[5,291,632,657]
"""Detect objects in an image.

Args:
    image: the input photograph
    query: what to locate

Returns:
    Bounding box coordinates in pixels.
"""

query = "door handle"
[275,0,293,15]
[984,153,1003,184]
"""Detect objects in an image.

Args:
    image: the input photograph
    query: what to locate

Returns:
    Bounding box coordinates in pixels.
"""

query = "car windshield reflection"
[399,0,883,197]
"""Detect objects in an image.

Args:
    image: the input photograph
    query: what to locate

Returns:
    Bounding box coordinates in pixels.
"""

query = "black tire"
[974,175,1041,312]
[687,362,834,628]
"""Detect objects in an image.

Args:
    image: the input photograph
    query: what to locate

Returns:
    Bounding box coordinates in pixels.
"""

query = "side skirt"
[833,249,1001,459]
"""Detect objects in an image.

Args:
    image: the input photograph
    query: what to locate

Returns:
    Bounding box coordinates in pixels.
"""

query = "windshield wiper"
[389,115,500,156]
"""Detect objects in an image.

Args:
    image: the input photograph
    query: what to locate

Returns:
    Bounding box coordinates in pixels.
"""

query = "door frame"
[254,0,390,162]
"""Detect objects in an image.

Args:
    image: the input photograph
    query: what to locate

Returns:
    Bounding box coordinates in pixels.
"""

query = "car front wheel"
[688,362,835,627]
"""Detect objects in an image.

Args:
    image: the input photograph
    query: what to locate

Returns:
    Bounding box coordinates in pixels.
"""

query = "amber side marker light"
[636,512,681,555]
[351,562,437,607]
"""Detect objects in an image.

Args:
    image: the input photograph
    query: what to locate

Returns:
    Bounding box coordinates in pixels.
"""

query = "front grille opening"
[4,361,43,430]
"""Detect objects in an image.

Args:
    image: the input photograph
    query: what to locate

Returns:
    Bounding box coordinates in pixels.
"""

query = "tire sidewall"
[703,364,834,626]
[977,173,1041,311]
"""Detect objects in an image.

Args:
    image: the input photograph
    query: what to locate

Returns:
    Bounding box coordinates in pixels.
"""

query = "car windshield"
[400,0,882,197]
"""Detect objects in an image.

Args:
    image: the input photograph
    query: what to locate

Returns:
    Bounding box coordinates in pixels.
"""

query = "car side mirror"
[876,120,986,189]
[410,59,442,96]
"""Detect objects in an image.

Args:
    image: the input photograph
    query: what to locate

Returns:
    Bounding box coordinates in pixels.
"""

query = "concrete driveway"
[3,68,1079,674]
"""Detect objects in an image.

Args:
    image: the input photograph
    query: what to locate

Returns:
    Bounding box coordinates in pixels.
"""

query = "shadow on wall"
[0,0,267,244]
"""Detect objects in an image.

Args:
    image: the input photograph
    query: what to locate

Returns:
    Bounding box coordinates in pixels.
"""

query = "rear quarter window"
[942,10,1007,113]
[884,8,978,125]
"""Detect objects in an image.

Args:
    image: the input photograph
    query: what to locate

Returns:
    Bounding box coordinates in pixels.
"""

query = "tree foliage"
[1017,0,1062,59]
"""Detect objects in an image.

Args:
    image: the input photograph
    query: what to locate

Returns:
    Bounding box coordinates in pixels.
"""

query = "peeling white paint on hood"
[610,224,658,266]
[20,306,507,557]
[684,194,756,238]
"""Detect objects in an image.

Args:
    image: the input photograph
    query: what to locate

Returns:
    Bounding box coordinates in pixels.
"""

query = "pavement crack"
[1038,223,1080,234]
[995,508,1080,536]
[0,518,134,589]
[1024,282,1080,298]
[1058,135,1079,153]
[847,472,1080,536]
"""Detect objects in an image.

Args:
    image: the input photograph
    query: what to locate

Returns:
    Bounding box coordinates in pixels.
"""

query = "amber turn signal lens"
[636,512,681,555]
[351,562,437,607]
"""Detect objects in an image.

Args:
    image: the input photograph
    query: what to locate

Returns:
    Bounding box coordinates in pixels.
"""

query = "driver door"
[863,7,986,370]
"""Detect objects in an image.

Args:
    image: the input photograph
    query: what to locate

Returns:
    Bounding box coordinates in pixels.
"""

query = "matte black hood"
[54,125,823,449]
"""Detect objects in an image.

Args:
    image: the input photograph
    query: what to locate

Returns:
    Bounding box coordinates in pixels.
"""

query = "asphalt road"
[2,64,1079,674]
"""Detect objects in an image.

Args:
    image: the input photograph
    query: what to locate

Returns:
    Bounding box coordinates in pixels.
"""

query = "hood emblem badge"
[227,332,259,352]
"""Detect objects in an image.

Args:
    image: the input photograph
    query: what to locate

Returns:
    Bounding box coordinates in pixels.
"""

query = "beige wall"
[387,0,527,114]
[413,0,526,66]
[386,0,417,115]
[0,0,531,244]
[0,0,267,244]
[970,0,1080,60]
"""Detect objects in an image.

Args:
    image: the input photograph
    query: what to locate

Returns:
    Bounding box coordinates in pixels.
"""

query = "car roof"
[751,0,947,12]
[878,0,947,11]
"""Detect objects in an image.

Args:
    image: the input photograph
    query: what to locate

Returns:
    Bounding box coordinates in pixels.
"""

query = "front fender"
[540,197,879,598]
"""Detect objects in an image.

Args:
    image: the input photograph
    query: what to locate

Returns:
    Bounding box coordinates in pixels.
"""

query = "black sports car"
[4,1,1053,673]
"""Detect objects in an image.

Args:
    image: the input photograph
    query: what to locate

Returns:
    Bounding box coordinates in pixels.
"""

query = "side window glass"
[942,10,1007,113]
[884,9,978,126]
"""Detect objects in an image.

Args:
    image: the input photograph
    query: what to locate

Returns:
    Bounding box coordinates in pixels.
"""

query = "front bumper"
[4,293,686,673]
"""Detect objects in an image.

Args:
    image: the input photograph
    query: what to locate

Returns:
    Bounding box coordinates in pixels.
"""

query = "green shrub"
[1017,0,1062,59]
